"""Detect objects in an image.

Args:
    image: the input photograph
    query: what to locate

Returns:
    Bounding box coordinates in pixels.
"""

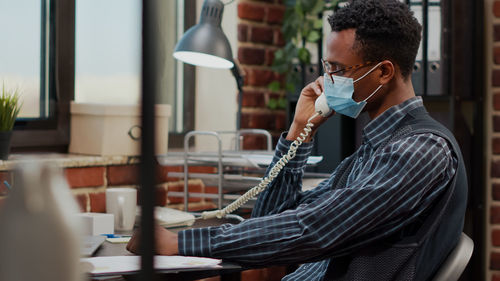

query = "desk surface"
[89,218,243,281]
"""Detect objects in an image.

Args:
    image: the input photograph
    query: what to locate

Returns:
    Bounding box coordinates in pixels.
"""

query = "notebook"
[81,235,106,257]
[136,207,196,228]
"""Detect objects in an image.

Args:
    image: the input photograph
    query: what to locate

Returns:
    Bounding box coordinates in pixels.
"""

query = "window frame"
[168,0,196,148]
[11,0,75,152]
[11,0,195,152]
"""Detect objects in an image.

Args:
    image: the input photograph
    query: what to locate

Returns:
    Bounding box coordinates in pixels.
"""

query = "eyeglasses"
[321,58,373,83]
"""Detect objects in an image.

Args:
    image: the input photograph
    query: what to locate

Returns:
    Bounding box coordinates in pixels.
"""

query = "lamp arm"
[230,64,244,92]
[231,64,244,131]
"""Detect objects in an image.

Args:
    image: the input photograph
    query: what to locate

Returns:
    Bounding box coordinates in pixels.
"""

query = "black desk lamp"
[173,0,244,130]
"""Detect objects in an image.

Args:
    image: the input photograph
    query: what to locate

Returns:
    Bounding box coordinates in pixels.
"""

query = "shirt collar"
[362,96,424,148]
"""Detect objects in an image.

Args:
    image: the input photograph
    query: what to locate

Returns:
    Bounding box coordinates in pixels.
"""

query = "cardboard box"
[69,102,171,156]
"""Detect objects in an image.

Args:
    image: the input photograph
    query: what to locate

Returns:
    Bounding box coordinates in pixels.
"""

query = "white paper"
[81,255,222,275]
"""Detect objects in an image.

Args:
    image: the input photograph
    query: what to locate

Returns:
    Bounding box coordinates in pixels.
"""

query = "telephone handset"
[200,93,331,219]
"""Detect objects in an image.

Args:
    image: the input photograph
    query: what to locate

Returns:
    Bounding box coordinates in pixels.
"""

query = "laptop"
[81,235,106,257]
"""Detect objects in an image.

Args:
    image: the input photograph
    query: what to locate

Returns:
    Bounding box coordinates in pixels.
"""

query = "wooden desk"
[89,218,243,281]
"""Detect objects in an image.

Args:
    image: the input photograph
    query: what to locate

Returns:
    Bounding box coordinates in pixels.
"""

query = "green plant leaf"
[278,97,287,109]
[0,84,22,131]
[300,0,315,11]
[268,81,281,92]
[307,30,321,42]
[311,0,325,14]
[313,18,323,29]
[285,82,296,93]
[267,98,278,110]
[298,47,311,64]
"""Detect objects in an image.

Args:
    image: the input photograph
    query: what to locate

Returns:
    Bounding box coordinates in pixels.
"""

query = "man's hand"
[286,76,334,142]
[126,225,179,256]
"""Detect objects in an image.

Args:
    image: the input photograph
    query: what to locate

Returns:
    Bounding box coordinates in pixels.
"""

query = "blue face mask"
[324,62,383,118]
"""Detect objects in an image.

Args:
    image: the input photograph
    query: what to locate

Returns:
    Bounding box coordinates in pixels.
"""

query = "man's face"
[325,29,380,103]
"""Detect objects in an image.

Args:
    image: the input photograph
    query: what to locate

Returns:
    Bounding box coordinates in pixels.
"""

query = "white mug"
[106,187,137,231]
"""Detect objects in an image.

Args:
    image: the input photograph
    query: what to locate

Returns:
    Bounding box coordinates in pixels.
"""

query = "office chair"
[432,232,474,281]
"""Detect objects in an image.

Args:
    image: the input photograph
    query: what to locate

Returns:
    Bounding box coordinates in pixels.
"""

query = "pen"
[3,181,11,190]
[101,234,132,238]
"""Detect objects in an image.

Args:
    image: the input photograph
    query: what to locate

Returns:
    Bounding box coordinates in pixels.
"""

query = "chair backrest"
[432,232,474,281]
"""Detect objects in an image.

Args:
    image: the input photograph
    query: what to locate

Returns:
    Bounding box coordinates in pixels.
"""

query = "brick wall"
[237,0,287,149]
[0,165,218,213]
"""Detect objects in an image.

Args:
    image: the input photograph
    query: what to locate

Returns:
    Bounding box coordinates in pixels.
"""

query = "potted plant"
[0,85,21,160]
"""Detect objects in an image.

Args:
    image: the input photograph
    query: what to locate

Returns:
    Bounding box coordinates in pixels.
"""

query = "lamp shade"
[173,0,234,69]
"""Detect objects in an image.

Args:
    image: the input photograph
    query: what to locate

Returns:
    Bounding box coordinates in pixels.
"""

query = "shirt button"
[358,157,363,163]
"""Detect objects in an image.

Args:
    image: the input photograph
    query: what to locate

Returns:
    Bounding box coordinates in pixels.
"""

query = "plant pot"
[0,131,13,160]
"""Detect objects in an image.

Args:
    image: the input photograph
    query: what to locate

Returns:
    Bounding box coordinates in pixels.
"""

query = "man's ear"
[378,60,395,85]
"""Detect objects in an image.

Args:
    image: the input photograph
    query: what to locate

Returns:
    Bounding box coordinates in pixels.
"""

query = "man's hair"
[328,0,422,78]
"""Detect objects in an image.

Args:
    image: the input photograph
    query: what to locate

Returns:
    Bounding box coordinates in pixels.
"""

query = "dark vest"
[323,107,468,281]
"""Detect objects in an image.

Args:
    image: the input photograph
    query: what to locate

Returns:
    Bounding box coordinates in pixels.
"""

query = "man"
[128,1,467,280]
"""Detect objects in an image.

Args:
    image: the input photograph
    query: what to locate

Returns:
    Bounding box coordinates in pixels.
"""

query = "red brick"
[493,229,500,246]
[238,24,249,42]
[205,186,219,194]
[495,1,500,18]
[265,49,275,66]
[274,29,285,47]
[242,134,269,150]
[107,165,139,186]
[89,192,106,213]
[492,206,500,224]
[494,138,500,154]
[495,47,500,65]
[250,26,274,44]
[493,160,500,177]
[158,166,183,182]
[75,193,88,212]
[242,90,266,107]
[241,111,273,129]
[65,167,105,188]
[186,202,217,212]
[492,252,500,270]
[238,47,266,65]
[494,184,500,201]
[167,181,204,204]
[273,72,285,84]
[495,93,500,111]
[247,68,275,87]
[275,111,287,131]
[266,6,285,24]
[493,273,500,281]
[238,2,265,22]
[495,25,500,42]
[189,166,218,174]
[493,70,500,87]
[0,172,11,196]
[495,116,500,132]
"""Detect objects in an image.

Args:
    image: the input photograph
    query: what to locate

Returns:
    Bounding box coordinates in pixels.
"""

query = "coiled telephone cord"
[201,112,320,219]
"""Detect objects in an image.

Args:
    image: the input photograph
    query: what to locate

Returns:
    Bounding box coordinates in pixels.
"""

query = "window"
[0,0,45,118]
[75,0,141,105]
[1,0,195,151]
[2,0,74,151]
[74,0,196,147]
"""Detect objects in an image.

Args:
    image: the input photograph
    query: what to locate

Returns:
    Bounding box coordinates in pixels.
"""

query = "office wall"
[236,0,287,150]
[194,0,238,151]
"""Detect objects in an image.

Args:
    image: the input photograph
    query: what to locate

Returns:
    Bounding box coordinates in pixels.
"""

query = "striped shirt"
[178,97,457,280]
